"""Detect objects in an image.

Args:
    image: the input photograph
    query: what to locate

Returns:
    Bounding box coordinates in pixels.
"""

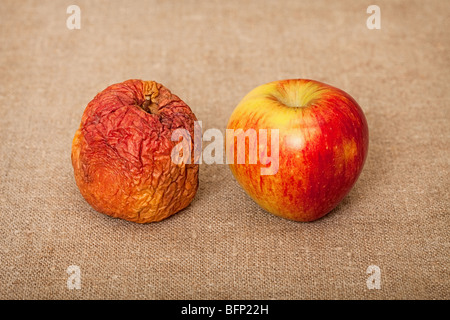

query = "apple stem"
[141,96,159,115]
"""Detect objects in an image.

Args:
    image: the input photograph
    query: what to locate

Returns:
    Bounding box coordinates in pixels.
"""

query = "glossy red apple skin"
[227,79,369,222]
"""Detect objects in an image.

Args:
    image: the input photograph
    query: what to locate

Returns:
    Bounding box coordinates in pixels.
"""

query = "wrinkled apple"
[72,80,199,223]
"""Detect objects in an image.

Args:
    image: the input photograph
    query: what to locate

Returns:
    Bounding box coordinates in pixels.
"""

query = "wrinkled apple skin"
[71,80,199,223]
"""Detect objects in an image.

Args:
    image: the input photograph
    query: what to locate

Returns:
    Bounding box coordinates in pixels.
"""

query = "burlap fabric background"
[0,0,448,300]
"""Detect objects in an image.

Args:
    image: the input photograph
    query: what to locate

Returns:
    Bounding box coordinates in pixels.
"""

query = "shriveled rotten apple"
[71,80,199,223]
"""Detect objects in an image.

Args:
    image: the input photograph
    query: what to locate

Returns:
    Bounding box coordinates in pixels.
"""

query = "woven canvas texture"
[0,0,448,299]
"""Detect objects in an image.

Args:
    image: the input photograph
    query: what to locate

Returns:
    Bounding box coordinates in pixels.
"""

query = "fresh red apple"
[71,80,199,223]
[226,79,369,222]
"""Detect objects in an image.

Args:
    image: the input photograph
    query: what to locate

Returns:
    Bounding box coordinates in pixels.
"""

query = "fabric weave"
[0,0,448,299]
